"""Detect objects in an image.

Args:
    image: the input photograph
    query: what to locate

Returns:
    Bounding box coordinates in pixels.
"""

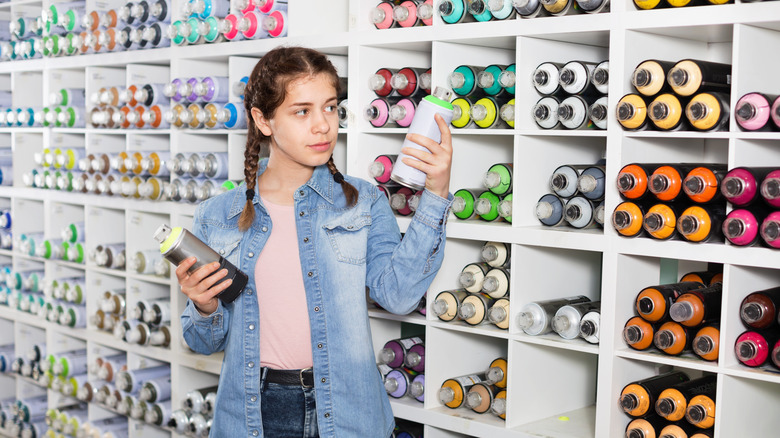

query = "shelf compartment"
[357,44,432,132]
[508,245,602,338]
[426,237,495,316]
[612,254,721,357]
[607,356,714,438]
[12,131,43,189]
[721,264,780,383]
[424,325,507,416]
[507,341,597,432]
[513,134,606,229]
[512,405,596,438]
[516,33,609,132]
[717,373,780,436]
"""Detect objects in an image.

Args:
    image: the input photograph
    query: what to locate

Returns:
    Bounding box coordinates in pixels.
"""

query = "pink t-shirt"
[256,198,313,370]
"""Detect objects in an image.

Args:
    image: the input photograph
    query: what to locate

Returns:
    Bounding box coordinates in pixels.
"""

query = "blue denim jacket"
[181,158,453,438]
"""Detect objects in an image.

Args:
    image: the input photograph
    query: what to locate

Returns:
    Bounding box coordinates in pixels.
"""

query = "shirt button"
[314,307,320,312]
[299,190,305,196]
[246,289,253,295]
[261,226,268,232]
[324,413,330,418]
[439,219,443,225]
[249,324,255,330]
[219,249,225,255]
[248,251,254,258]
[299,211,305,217]
[250,395,257,402]
[317,343,323,349]
[303,237,309,243]
[307,271,313,277]
[252,430,259,436]
[248,362,254,368]
[321,378,326,383]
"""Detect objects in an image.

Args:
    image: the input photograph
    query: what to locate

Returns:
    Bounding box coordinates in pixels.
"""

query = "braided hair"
[238,47,357,231]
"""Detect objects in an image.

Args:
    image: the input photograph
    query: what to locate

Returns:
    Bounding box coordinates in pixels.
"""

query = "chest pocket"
[209,239,242,269]
[323,214,372,265]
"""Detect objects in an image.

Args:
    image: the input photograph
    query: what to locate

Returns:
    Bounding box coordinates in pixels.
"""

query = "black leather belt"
[264,367,314,388]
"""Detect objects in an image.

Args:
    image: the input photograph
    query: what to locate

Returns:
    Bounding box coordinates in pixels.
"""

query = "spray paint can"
[390,87,454,190]
[153,224,247,303]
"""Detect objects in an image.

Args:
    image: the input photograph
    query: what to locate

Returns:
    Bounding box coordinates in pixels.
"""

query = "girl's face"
[252,73,339,171]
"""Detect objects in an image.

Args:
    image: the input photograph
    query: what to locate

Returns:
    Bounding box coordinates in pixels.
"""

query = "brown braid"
[327,156,358,207]
[237,47,358,231]
[237,121,263,231]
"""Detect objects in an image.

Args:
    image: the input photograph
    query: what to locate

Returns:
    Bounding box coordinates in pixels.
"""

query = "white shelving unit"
[0,0,779,437]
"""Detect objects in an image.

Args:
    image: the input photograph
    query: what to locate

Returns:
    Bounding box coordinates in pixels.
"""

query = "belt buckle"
[300,367,313,388]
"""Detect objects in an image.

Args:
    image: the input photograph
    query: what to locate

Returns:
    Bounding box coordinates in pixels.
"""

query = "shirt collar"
[227,158,335,219]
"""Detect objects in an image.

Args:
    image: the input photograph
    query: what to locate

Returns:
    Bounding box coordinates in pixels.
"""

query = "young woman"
[177,46,454,437]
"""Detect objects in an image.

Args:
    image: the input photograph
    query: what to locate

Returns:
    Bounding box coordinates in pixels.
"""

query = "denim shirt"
[181,158,453,438]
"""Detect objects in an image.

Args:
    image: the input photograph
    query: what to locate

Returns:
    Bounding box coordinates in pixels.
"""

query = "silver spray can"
[153,224,247,303]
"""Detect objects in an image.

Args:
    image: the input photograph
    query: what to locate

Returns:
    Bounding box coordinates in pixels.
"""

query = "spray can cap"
[431,86,453,102]
[154,224,172,244]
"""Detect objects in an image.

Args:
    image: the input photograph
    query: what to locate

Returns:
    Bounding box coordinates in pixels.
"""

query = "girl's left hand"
[400,113,453,199]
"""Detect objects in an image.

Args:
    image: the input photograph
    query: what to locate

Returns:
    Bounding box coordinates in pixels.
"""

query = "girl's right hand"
[176,257,233,315]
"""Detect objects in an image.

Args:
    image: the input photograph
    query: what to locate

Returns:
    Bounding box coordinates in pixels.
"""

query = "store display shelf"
[734,132,780,141]
[0,308,88,342]
[624,2,780,29]
[515,226,605,253]
[178,350,225,375]
[88,265,127,279]
[173,129,233,136]
[615,348,721,374]
[722,364,780,386]
[0,187,204,217]
[512,332,600,356]
[428,320,509,340]
[621,130,732,140]
[90,329,172,365]
[513,405,596,438]
[0,127,44,134]
[14,374,46,389]
[0,0,43,8]
[53,259,86,271]
[0,249,12,257]
[0,306,47,329]
[360,128,407,135]
[447,14,610,44]
[614,237,780,269]
[38,49,172,71]
[124,272,172,286]
[81,399,173,435]
[444,220,514,245]
[391,400,518,438]
[174,32,351,60]
[518,130,608,138]
[83,129,172,135]
[12,252,46,263]
[450,129,516,136]
[50,128,87,135]
[367,308,426,325]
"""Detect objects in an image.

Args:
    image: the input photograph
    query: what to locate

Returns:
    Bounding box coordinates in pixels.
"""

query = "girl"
[177,46,454,437]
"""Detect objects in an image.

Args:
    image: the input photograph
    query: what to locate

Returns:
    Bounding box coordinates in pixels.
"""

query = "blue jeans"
[260,370,319,438]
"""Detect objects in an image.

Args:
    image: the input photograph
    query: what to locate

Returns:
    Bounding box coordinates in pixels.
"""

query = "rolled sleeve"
[410,189,454,232]
[366,186,453,315]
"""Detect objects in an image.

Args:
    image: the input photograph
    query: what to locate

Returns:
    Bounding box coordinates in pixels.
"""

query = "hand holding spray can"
[390,87,454,190]
[153,224,248,304]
